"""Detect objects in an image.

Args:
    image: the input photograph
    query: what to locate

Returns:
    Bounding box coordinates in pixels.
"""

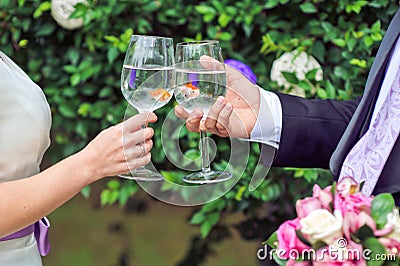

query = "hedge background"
[0,0,398,265]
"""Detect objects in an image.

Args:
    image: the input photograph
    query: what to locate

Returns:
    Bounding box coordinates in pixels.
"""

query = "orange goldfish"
[149,88,171,101]
[179,82,200,99]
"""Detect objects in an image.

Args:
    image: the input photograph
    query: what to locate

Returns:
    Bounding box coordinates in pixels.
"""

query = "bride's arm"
[0,112,156,238]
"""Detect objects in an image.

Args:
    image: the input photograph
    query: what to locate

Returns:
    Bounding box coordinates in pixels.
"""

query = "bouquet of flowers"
[265,177,400,265]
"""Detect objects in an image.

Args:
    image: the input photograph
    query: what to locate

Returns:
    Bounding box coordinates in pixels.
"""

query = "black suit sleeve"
[270,93,359,169]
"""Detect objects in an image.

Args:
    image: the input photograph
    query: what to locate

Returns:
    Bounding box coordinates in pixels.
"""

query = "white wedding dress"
[0,51,51,265]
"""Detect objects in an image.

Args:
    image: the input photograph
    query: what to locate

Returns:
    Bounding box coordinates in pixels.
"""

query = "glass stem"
[200,130,211,174]
[136,110,148,171]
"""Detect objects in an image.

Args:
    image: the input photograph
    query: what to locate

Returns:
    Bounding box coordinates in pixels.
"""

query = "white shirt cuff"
[248,86,282,148]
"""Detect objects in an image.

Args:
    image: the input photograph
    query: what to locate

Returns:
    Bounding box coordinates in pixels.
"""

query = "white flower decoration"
[270,50,323,97]
[51,0,86,30]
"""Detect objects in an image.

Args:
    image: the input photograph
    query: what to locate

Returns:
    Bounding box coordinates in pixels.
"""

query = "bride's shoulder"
[0,50,31,80]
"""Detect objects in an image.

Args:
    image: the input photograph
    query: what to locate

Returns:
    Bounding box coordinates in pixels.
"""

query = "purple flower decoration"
[129,69,137,89]
[188,72,199,87]
[224,59,257,84]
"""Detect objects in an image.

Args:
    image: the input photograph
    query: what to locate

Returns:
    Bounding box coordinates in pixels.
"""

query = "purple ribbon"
[224,59,257,84]
[0,217,50,256]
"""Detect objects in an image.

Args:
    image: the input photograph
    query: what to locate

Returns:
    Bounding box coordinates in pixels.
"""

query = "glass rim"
[129,34,173,41]
[176,40,220,47]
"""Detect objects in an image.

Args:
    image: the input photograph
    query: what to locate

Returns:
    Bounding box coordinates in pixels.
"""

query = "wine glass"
[174,40,232,184]
[120,35,175,181]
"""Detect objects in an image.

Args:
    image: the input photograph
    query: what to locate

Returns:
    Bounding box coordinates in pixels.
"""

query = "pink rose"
[337,176,360,196]
[296,197,322,218]
[343,211,376,239]
[334,192,373,216]
[379,237,400,256]
[313,241,366,266]
[313,184,333,211]
[277,218,310,259]
[287,259,311,266]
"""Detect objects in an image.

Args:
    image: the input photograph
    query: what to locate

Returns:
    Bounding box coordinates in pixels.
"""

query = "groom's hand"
[174,56,261,139]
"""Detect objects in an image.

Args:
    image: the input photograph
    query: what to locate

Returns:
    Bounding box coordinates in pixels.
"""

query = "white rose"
[300,209,343,245]
[385,209,400,242]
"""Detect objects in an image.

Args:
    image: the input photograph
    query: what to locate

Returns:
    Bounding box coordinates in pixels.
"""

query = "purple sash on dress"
[0,217,50,256]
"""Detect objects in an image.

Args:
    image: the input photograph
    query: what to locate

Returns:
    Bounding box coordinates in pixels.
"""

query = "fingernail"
[217,96,225,105]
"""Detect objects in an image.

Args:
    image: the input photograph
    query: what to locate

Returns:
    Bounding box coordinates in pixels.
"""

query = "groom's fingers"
[185,109,203,132]
[215,102,233,137]
[174,105,189,119]
[205,96,226,133]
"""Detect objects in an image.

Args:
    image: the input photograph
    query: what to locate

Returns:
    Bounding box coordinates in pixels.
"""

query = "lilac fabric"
[224,59,257,84]
[0,217,50,256]
[339,66,400,195]
[0,224,34,241]
[34,217,50,256]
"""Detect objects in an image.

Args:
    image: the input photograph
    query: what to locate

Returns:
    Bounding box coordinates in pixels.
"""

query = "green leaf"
[190,212,205,225]
[208,212,220,226]
[295,229,312,246]
[77,103,91,117]
[299,3,317,14]
[297,80,312,91]
[100,190,111,206]
[306,69,319,81]
[282,71,299,84]
[107,180,120,190]
[80,186,91,199]
[235,185,247,201]
[325,80,336,99]
[59,103,76,118]
[18,0,26,7]
[18,39,28,48]
[264,231,278,248]
[218,13,232,27]
[303,169,319,182]
[363,237,386,266]
[200,221,212,238]
[333,38,346,47]
[350,58,367,68]
[107,47,119,63]
[119,184,138,206]
[371,193,395,229]
[33,1,51,18]
[70,73,81,86]
[371,20,381,33]
[353,224,374,242]
[218,32,233,41]
[195,5,216,15]
[35,23,56,37]
[264,0,279,9]
[317,88,328,99]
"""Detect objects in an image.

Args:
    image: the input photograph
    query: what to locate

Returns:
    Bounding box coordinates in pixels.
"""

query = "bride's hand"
[80,112,157,181]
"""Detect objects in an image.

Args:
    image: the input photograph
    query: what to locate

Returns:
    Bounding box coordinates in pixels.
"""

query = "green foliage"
[371,193,395,229]
[1,0,397,258]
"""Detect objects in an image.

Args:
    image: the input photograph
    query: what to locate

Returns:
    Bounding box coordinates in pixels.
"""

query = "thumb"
[199,55,225,71]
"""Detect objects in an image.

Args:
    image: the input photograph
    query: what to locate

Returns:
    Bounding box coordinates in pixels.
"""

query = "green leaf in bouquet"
[272,252,288,266]
[371,193,395,229]
[312,240,327,251]
[295,229,312,247]
[363,237,386,266]
[383,257,400,266]
[263,231,278,249]
[353,224,374,242]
